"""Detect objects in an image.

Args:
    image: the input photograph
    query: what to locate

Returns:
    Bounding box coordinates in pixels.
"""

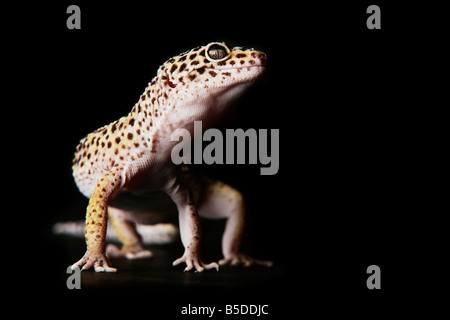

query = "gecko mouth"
[214,65,267,77]
[216,65,266,71]
[185,64,266,79]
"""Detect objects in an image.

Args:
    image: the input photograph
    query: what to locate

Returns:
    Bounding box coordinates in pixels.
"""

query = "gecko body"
[71,42,271,272]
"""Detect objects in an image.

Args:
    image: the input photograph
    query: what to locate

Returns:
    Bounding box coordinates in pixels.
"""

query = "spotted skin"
[71,43,272,273]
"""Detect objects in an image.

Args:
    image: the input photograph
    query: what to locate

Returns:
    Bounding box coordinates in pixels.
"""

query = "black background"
[8,1,446,318]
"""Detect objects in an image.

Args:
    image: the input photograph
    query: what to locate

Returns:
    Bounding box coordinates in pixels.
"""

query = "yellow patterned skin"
[74,171,122,271]
[70,43,272,272]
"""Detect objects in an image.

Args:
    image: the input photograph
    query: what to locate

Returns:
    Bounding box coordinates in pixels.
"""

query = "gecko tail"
[52,221,179,245]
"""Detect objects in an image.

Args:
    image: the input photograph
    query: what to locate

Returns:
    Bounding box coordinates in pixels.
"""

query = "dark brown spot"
[179,63,187,72]
[197,66,206,74]
[199,49,206,57]
[178,55,187,62]
[107,142,112,149]
[170,64,178,73]
[110,123,117,133]
[222,72,231,76]
[230,60,236,65]
[189,53,197,60]
[127,133,133,140]
[240,60,245,65]
[191,60,199,66]
[209,70,217,77]
[188,73,197,81]
[134,142,139,148]
[115,137,121,144]
[129,118,135,126]
[236,53,247,58]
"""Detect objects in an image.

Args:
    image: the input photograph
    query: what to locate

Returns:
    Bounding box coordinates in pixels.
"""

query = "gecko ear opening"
[167,79,177,88]
[205,42,231,62]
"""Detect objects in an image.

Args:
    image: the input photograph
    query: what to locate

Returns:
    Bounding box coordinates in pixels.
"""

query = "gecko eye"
[205,43,230,62]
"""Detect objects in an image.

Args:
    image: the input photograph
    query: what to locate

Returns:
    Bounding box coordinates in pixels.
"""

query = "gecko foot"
[219,253,273,267]
[71,250,117,272]
[106,243,153,260]
[173,251,219,272]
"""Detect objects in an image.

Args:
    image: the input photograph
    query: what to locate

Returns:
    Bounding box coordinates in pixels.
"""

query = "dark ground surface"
[40,213,399,319]
[43,235,381,319]
[56,236,283,290]
[45,229,293,319]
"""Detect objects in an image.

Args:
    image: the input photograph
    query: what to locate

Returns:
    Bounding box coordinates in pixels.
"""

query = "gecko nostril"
[251,52,267,66]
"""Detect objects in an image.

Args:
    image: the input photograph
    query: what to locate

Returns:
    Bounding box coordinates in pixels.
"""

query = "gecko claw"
[173,253,219,272]
[71,251,117,272]
[219,254,273,267]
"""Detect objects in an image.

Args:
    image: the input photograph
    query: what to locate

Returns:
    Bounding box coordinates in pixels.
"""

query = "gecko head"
[155,42,267,108]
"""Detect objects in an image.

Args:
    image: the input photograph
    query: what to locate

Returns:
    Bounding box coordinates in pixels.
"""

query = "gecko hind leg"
[105,206,153,260]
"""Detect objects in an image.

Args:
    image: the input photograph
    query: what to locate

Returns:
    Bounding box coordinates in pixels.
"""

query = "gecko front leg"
[168,182,218,272]
[71,170,122,272]
[199,180,273,267]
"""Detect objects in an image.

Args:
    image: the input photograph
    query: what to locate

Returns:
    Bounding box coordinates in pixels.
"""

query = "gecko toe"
[173,253,218,272]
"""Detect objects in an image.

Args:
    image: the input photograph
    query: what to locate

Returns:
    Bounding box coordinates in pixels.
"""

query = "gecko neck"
[125,77,254,164]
